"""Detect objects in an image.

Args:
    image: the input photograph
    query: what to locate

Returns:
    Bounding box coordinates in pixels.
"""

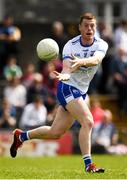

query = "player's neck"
[81,37,94,46]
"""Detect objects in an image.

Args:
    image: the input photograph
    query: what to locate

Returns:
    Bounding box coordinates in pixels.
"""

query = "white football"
[36,38,59,61]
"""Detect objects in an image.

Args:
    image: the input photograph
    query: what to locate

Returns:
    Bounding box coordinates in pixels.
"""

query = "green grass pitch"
[0,155,127,179]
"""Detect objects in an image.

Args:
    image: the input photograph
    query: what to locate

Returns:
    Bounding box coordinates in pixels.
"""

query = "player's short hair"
[79,12,96,24]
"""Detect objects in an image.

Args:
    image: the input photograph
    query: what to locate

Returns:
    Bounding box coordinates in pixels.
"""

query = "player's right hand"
[53,71,70,81]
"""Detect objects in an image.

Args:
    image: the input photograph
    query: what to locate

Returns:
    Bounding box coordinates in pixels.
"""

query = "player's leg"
[10,105,74,157]
[66,97,93,155]
[66,97,104,173]
[28,105,74,139]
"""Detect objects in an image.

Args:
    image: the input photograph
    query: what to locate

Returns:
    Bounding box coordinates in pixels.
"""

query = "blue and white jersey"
[62,35,108,93]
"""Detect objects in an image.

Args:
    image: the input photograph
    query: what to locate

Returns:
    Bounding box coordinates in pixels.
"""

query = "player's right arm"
[53,59,71,81]
[53,41,72,81]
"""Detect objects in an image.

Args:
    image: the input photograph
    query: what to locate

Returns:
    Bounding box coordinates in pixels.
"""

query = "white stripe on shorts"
[66,95,74,103]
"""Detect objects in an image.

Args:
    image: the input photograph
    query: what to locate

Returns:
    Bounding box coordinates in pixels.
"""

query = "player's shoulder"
[94,36,108,47]
[65,35,81,46]
[70,35,81,44]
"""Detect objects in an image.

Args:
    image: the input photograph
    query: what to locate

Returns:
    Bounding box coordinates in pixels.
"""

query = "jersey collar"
[80,36,96,47]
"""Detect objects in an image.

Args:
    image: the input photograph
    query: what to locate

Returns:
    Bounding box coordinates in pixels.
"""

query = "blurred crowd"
[0,15,127,154]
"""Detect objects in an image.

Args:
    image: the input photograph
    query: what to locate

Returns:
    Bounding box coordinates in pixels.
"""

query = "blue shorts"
[57,81,86,109]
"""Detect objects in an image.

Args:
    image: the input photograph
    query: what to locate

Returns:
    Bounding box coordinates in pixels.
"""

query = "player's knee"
[83,114,94,129]
[87,118,94,129]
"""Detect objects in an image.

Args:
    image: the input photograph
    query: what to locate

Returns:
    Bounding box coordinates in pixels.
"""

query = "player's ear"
[79,24,81,32]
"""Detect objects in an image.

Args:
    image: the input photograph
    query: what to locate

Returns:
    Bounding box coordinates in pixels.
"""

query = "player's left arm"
[70,41,108,72]
[70,54,104,71]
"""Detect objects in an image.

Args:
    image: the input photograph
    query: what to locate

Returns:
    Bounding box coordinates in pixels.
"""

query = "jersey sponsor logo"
[74,53,80,57]
[90,51,95,56]
[82,49,89,52]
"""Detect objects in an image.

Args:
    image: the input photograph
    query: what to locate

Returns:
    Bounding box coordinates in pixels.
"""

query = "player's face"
[79,19,96,42]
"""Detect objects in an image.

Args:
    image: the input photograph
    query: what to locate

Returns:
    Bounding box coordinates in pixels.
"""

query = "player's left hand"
[70,54,84,72]
[53,71,70,81]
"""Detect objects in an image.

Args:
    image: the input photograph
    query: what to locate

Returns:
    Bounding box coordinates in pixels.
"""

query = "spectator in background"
[50,21,69,59]
[21,63,36,89]
[27,72,57,112]
[98,22,114,94]
[26,73,48,104]
[3,76,27,126]
[112,20,127,113]
[0,15,21,75]
[92,109,118,154]
[19,95,47,130]
[42,61,58,95]
[113,61,127,114]
[3,56,22,81]
[114,20,127,61]
[0,98,16,129]
[44,93,57,113]
[38,21,66,74]
[90,98,104,126]
[3,76,26,108]
[46,105,58,126]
